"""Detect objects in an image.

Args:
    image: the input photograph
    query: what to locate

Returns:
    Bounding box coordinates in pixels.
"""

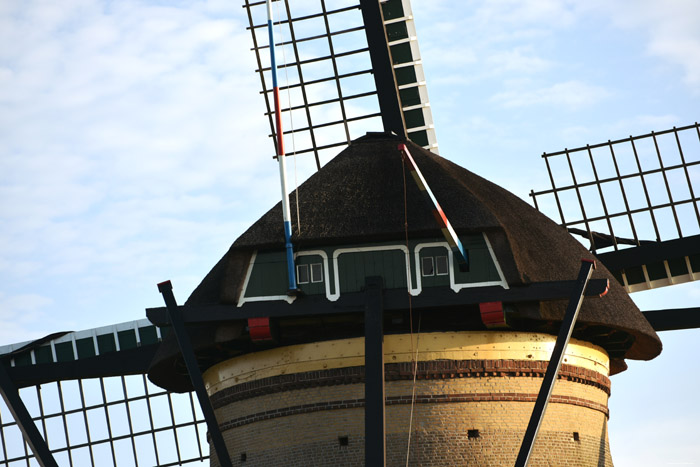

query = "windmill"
[1,1,698,466]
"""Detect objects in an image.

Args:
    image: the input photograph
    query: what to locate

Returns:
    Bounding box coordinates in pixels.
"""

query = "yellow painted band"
[203,331,609,395]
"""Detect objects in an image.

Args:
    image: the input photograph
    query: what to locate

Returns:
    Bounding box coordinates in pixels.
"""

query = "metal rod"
[514,260,596,467]
[77,380,96,466]
[267,0,298,291]
[100,377,119,466]
[158,281,233,467]
[364,276,385,467]
[543,154,567,225]
[530,159,700,197]
[608,142,638,248]
[651,131,683,237]
[541,122,700,158]
[120,375,139,463]
[321,0,352,144]
[252,25,366,51]
[281,0,322,170]
[630,137,661,242]
[0,361,58,467]
[246,3,361,30]
[142,374,161,466]
[556,197,700,228]
[244,0,276,160]
[673,127,700,228]
[259,67,372,94]
[586,145,617,250]
[565,149,595,252]
[282,0,322,170]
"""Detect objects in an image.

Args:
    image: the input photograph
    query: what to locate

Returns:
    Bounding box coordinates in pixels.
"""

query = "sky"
[1,0,699,465]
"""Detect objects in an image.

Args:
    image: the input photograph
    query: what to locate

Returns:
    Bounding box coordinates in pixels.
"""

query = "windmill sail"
[0,321,209,466]
[529,122,700,294]
[243,0,438,171]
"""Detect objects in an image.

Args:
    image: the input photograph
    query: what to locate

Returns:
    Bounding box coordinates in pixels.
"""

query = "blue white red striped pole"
[267,0,297,291]
[398,143,469,270]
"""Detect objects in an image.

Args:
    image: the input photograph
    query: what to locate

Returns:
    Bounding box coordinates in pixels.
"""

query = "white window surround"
[237,233,508,305]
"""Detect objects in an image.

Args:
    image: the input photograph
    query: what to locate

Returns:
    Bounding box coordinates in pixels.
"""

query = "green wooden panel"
[35,346,52,364]
[245,250,288,298]
[419,246,450,288]
[97,333,116,354]
[689,253,700,272]
[118,330,138,350]
[386,21,408,41]
[625,266,645,285]
[668,257,689,276]
[338,249,407,293]
[13,352,32,367]
[452,235,504,285]
[646,261,667,281]
[76,337,96,359]
[381,0,405,20]
[399,84,422,107]
[390,42,413,65]
[55,341,75,362]
[408,129,429,147]
[139,326,159,345]
[403,108,425,129]
[395,66,417,86]
[296,255,326,296]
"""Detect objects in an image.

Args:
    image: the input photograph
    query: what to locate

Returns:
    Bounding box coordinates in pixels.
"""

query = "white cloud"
[0,0,281,337]
[0,292,55,343]
[580,0,700,94]
[490,80,610,109]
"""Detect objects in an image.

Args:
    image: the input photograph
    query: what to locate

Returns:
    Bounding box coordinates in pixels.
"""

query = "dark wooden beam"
[0,361,58,467]
[515,260,595,467]
[158,281,233,467]
[643,307,700,331]
[364,276,386,466]
[147,279,608,326]
[596,234,700,272]
[3,344,159,389]
[358,0,405,136]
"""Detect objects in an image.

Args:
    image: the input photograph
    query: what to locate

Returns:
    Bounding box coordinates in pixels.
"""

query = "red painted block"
[248,317,273,341]
[479,302,508,328]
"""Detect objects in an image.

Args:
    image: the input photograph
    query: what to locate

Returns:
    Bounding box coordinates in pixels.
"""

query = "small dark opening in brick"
[573,432,580,442]
[468,429,480,439]
[240,452,247,462]
[338,436,349,447]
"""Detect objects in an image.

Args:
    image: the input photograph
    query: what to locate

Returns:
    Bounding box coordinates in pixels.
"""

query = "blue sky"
[1,1,699,465]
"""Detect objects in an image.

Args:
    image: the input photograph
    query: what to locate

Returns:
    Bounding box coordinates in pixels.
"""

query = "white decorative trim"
[236,250,258,307]
[482,233,509,290]
[237,251,296,306]
[236,236,510,305]
[330,245,418,301]
[296,250,332,299]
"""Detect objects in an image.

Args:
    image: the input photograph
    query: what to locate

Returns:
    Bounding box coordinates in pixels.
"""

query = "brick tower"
[148,134,660,466]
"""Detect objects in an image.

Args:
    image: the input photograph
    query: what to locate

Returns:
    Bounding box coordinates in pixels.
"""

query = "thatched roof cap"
[187,134,661,363]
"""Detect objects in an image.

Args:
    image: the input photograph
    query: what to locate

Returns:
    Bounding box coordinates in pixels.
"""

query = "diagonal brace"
[158,281,233,467]
[0,360,58,467]
[514,259,597,467]
[399,143,468,269]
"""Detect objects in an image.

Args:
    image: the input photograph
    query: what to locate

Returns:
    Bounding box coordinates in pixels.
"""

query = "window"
[422,255,449,277]
[435,255,449,275]
[310,263,323,283]
[297,264,310,284]
[421,256,434,276]
[297,263,323,284]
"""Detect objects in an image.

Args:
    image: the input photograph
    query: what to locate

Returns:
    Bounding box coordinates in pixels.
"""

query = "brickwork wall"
[209,360,612,466]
